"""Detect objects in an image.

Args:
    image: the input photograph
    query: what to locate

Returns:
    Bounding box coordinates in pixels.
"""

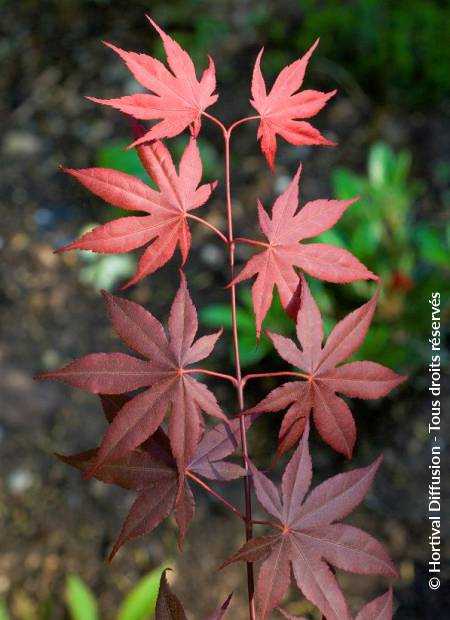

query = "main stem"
[223,126,256,620]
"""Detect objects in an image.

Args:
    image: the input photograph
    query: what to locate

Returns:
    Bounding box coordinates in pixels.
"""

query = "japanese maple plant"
[38,17,407,620]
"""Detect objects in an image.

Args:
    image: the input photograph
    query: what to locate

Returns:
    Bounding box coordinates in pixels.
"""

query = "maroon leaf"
[38,275,226,479]
[247,276,406,457]
[58,135,217,287]
[89,17,218,145]
[188,415,258,481]
[222,430,397,619]
[154,570,232,620]
[156,570,188,620]
[232,168,375,335]
[59,395,248,556]
[251,41,336,169]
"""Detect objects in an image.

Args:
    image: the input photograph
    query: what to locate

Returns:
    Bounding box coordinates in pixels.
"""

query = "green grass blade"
[66,575,99,620]
[117,566,167,620]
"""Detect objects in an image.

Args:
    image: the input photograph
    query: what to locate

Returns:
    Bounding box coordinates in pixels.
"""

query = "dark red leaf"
[223,431,396,619]
[156,570,188,620]
[38,276,225,479]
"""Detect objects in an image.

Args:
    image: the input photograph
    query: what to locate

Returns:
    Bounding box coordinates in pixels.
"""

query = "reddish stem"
[186,213,228,244]
[224,127,257,620]
[234,237,270,248]
[242,371,310,388]
[251,519,284,532]
[186,471,245,521]
[184,368,238,385]
[203,111,264,619]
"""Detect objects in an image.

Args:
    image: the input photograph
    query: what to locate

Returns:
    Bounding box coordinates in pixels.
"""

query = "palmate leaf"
[250,40,336,169]
[89,16,218,145]
[222,425,397,620]
[247,275,406,457]
[155,570,232,620]
[60,394,252,559]
[38,275,226,479]
[58,127,217,287]
[232,166,376,336]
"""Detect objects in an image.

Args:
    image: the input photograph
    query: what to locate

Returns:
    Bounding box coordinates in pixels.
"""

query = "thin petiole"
[251,519,284,532]
[187,213,228,244]
[228,116,260,136]
[234,237,269,249]
[202,111,228,134]
[242,371,310,388]
[186,470,245,521]
[184,368,238,385]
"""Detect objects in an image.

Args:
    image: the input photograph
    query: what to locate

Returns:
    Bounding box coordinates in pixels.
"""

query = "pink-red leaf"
[247,281,405,457]
[250,41,336,169]
[90,18,218,144]
[233,167,374,335]
[59,137,216,287]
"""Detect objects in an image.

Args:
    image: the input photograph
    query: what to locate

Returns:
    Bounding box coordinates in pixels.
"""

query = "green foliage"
[294,0,449,106]
[0,600,11,620]
[65,567,165,620]
[320,141,448,367]
[116,569,162,620]
[66,576,99,620]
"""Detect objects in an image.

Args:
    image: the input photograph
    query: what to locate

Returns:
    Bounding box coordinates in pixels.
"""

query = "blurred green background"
[1,0,449,618]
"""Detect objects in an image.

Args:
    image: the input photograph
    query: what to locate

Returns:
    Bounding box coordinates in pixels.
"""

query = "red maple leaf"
[58,130,216,288]
[247,276,406,458]
[221,425,397,620]
[38,275,226,478]
[89,17,218,146]
[232,165,376,336]
[277,588,393,619]
[61,394,250,559]
[250,40,336,170]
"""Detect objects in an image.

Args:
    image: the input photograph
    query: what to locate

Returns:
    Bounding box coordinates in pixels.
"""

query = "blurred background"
[1,0,449,618]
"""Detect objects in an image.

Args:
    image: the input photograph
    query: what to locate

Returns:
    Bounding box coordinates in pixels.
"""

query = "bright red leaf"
[247,276,406,457]
[58,130,216,287]
[38,275,226,478]
[232,166,376,336]
[89,17,218,146]
[222,425,397,620]
[60,394,250,558]
[251,40,336,169]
